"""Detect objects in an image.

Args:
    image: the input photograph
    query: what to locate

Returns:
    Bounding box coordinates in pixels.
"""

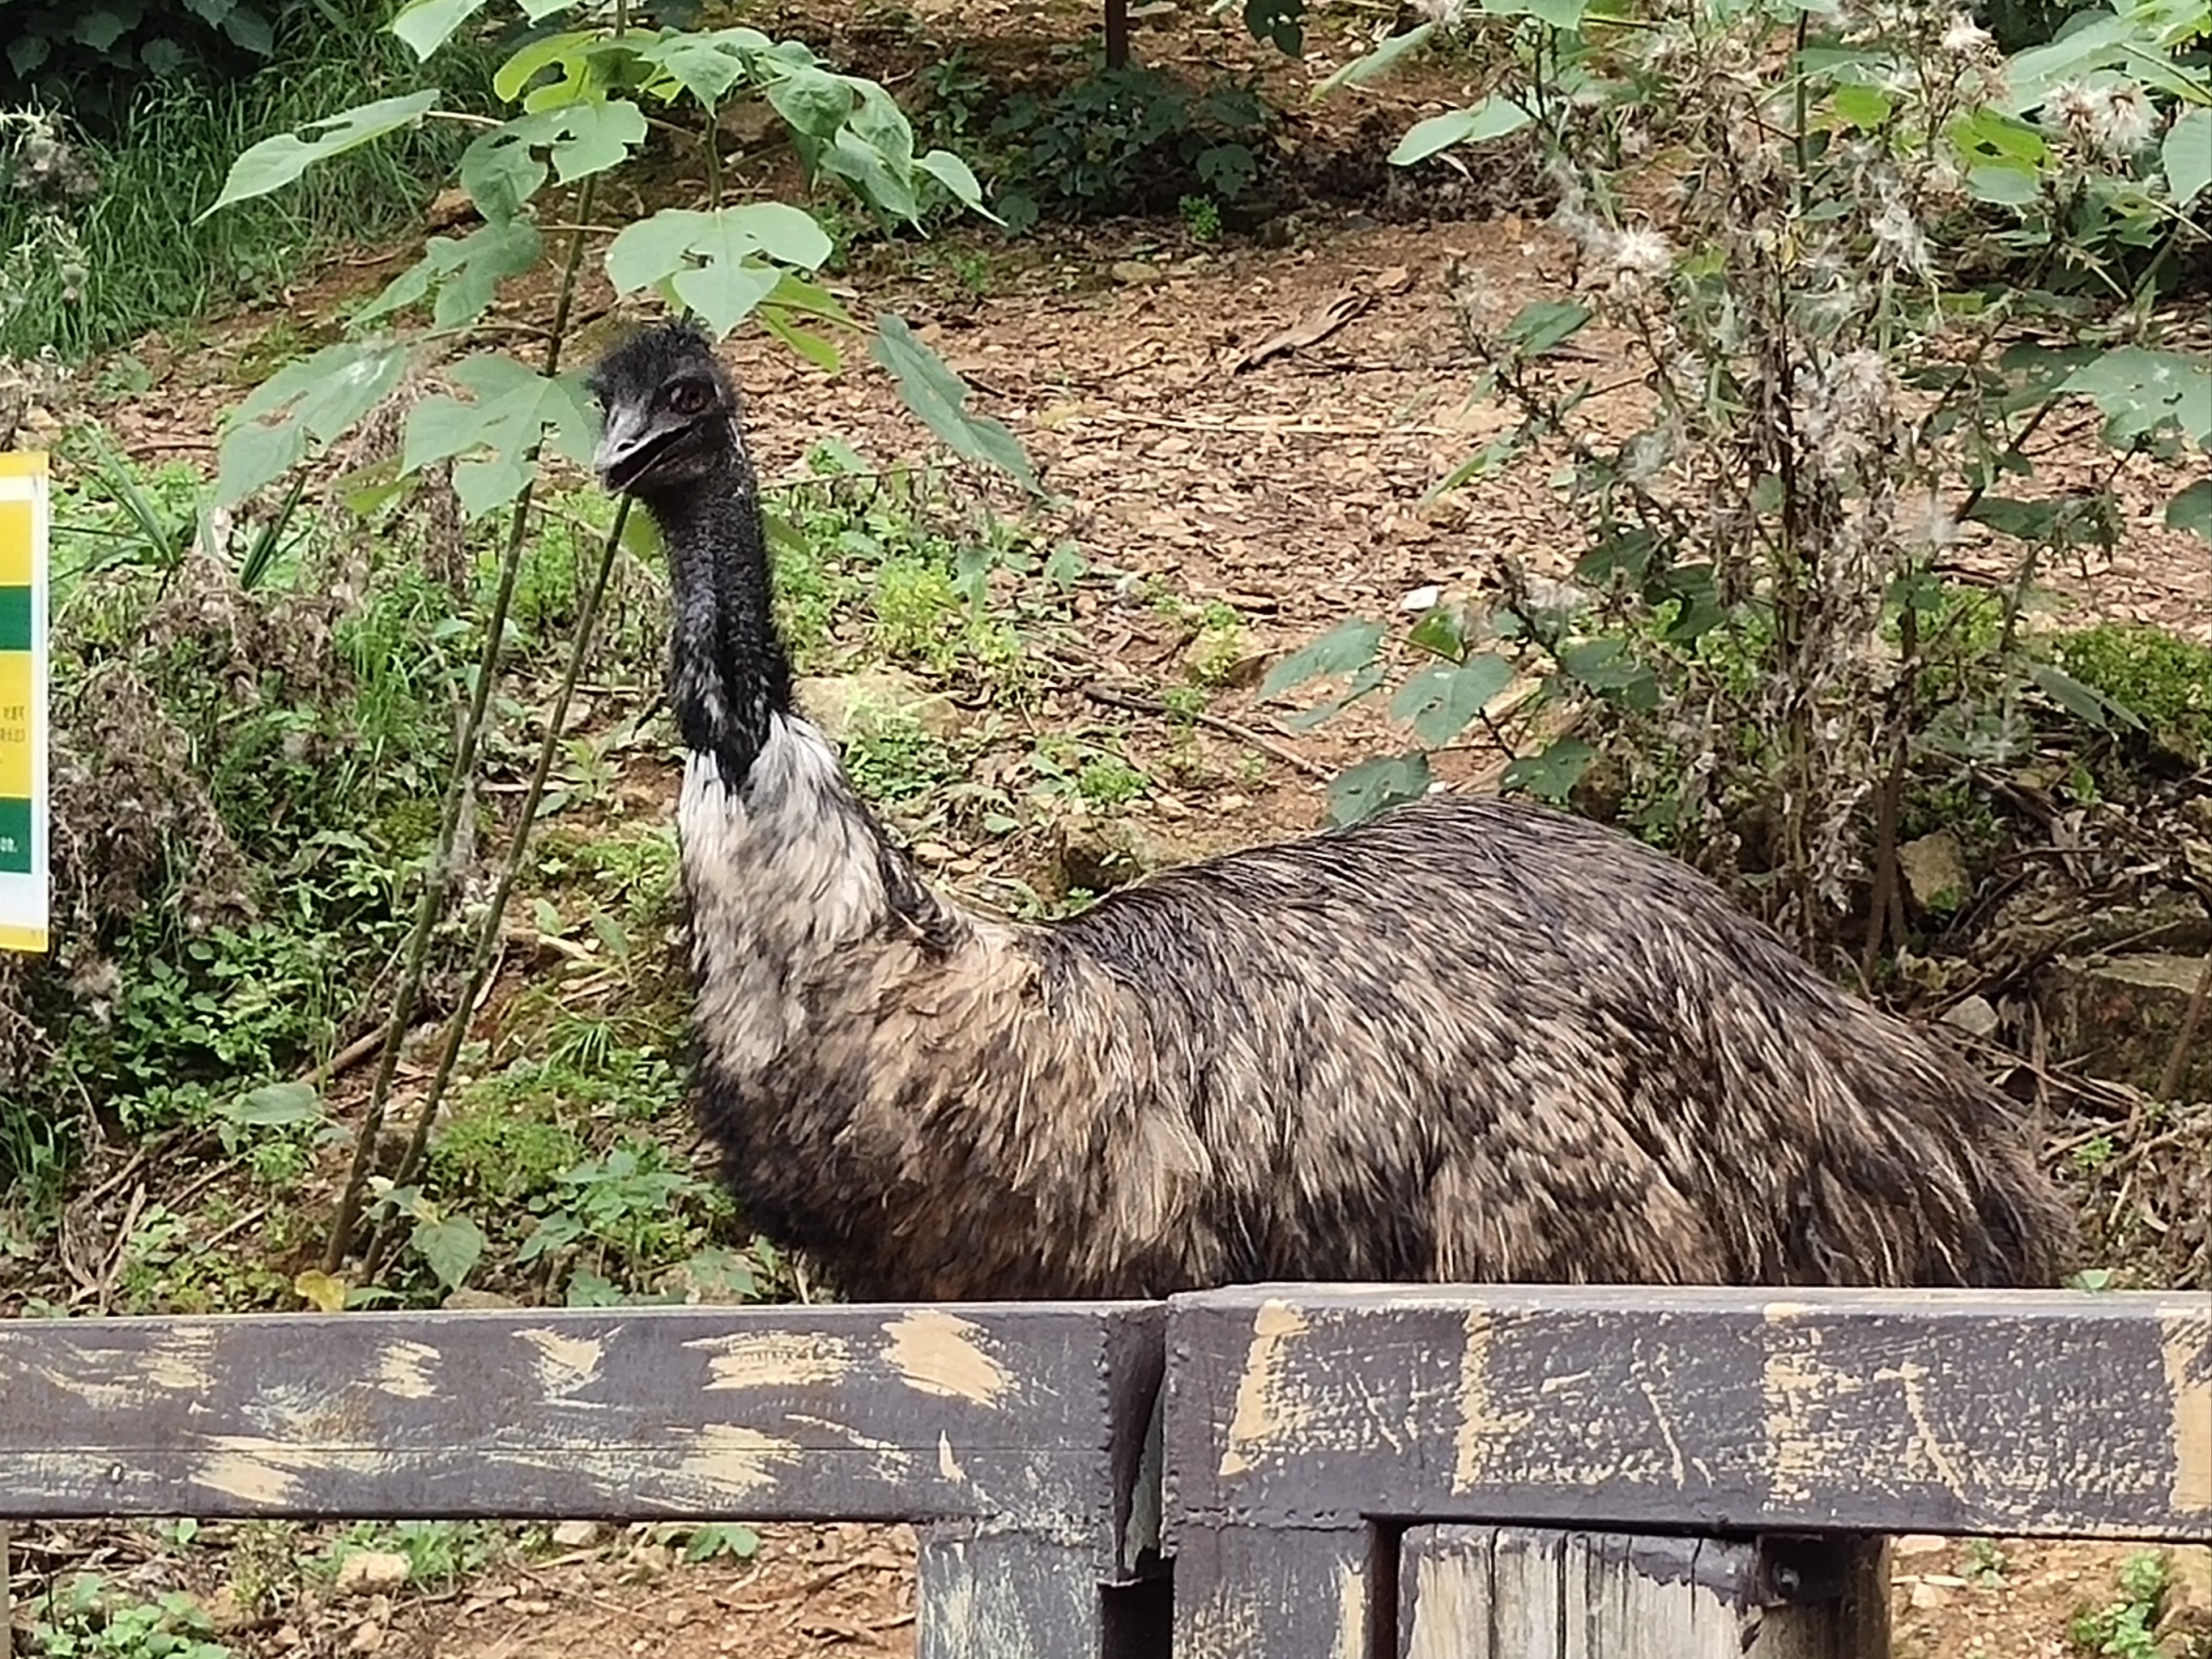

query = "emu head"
[586,320,747,496]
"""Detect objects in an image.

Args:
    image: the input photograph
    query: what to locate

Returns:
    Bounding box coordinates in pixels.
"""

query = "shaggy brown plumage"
[586,320,2077,1303]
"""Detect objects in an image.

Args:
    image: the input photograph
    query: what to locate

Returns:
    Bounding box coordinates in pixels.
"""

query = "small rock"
[1940,995,2001,1038]
[1897,830,1968,912]
[551,1520,603,1549]
[201,1586,250,1632]
[1399,583,1442,612]
[1907,1580,1952,1610]
[441,1288,517,1311]
[795,670,960,743]
[350,1621,386,1655]
[1109,260,1161,285]
[334,1551,411,1597]
[273,1625,301,1650]
[1892,1535,1949,1559]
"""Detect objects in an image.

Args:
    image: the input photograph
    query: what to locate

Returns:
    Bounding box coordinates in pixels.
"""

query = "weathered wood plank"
[1165,1286,2212,1541]
[1172,1522,1375,1659]
[0,1303,1161,1564]
[1397,1529,1891,1659]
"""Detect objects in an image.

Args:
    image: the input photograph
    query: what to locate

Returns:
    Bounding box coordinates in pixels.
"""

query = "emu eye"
[667,380,710,416]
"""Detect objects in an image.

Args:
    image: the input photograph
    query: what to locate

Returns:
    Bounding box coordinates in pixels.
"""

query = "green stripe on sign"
[0,795,31,874]
[0,586,28,652]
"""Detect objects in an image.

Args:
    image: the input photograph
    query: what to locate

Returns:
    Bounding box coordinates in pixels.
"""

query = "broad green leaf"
[1503,736,1597,800]
[1502,299,1593,357]
[2001,13,2136,113]
[1557,636,1644,690]
[1966,163,2040,206]
[2163,106,2212,207]
[1483,0,1587,23]
[1285,662,1387,729]
[216,338,411,506]
[293,1269,347,1312]
[392,0,492,60]
[2166,479,2212,543]
[607,206,832,292]
[2059,347,2212,445]
[1261,618,1387,699]
[1316,23,1434,95]
[676,260,782,338]
[492,28,596,104]
[765,63,855,139]
[1329,751,1431,825]
[413,1215,486,1290]
[1831,82,1894,129]
[202,91,439,218]
[825,129,919,222]
[2029,662,2142,728]
[918,149,996,219]
[488,100,648,190]
[1391,654,1516,747]
[637,28,775,106]
[461,124,548,217]
[357,217,543,330]
[872,315,1041,493]
[761,306,844,373]
[1966,496,2074,541]
[402,355,580,517]
[220,1081,324,1127]
[1388,98,1532,165]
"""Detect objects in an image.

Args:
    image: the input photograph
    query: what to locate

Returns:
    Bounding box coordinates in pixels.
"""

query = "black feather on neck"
[637,445,792,789]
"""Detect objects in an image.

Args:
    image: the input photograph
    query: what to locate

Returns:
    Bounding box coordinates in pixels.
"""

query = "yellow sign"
[0,451,47,953]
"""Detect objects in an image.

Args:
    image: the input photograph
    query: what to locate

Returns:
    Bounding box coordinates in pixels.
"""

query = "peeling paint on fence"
[2166,1305,2212,1516]
[688,1329,853,1392]
[882,1310,1011,1405]
[1218,1299,1307,1479]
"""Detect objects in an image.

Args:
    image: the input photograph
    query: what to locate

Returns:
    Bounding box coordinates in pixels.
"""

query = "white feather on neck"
[677,713,893,1073]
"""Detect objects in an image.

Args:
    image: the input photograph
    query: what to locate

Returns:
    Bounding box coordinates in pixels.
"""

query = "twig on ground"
[1079,684,1331,782]
[2155,948,2212,1103]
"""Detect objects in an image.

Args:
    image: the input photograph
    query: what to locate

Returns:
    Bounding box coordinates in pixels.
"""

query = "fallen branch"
[1080,684,1332,782]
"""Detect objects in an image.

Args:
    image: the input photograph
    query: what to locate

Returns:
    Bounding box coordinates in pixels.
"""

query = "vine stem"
[321,171,605,1274]
[364,491,634,1277]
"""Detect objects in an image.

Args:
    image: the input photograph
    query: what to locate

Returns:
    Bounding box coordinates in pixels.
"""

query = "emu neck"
[641,458,791,788]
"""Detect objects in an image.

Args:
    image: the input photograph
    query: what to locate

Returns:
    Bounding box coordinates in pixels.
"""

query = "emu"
[586,318,2075,1303]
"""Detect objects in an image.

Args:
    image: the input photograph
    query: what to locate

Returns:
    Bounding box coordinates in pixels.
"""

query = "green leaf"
[358,217,544,331]
[1285,662,1387,729]
[401,355,580,518]
[1388,98,1532,165]
[637,28,774,107]
[1501,299,1592,357]
[1391,654,1516,747]
[1315,22,1434,95]
[2028,663,2142,729]
[1503,736,1597,800]
[413,1215,486,1290]
[391,0,492,60]
[216,339,411,506]
[2059,347,2212,446]
[871,315,1041,493]
[1965,162,2040,206]
[1831,82,1894,129]
[607,206,833,334]
[202,91,439,219]
[765,63,855,139]
[220,1081,324,1128]
[1260,618,1386,699]
[2163,106,2212,207]
[917,149,999,222]
[1329,752,1431,825]
[2165,479,2212,543]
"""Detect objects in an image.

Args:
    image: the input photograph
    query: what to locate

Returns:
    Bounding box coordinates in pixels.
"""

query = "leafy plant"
[28,1577,230,1659]
[2069,1550,2201,1659]
[989,66,1271,227]
[1266,0,2212,954]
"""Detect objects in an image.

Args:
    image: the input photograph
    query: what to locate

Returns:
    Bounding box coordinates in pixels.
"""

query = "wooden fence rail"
[2,1287,2206,1658]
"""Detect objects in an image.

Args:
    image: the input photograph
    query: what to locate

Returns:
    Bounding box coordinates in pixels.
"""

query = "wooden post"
[1397,1528,1891,1659]
[2,1521,11,1659]
[1171,1523,1377,1659]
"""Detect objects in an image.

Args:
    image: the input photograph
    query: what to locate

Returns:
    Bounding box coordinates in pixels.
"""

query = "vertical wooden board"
[1562,1533,1750,1659]
[1172,1523,1374,1659]
[916,1526,1110,1659]
[1490,1527,1565,1659]
[1399,1526,1497,1659]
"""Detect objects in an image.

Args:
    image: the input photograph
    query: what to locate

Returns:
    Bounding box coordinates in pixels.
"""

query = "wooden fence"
[1,1288,2205,1657]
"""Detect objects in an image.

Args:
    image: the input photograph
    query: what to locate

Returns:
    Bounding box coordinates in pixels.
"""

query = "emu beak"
[593,405,658,493]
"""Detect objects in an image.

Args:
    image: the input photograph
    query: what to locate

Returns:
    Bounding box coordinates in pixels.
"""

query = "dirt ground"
[243,1525,2204,1659]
